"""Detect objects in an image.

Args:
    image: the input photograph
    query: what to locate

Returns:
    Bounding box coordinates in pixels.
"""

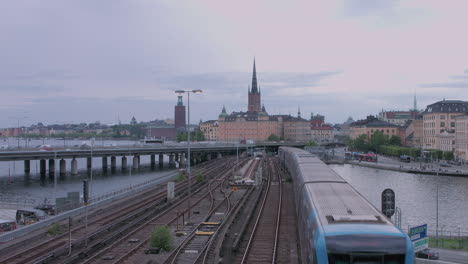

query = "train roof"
[281,147,394,227]
[305,182,391,225]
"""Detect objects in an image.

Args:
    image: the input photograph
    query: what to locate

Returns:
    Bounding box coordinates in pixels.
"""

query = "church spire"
[298,106,301,118]
[413,90,418,111]
[251,57,258,94]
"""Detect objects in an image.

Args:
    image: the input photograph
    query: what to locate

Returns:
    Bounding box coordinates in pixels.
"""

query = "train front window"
[328,254,405,264]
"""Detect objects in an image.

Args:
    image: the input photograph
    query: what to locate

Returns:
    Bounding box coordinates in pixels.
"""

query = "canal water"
[330,164,468,235]
[0,138,179,206]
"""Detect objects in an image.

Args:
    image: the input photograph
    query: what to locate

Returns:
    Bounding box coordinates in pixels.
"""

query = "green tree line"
[348,131,454,160]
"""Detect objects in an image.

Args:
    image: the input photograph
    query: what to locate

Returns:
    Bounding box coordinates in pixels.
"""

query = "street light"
[175,89,203,221]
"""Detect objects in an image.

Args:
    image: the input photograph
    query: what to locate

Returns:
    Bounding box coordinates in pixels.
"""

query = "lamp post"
[175,89,203,221]
[436,161,440,246]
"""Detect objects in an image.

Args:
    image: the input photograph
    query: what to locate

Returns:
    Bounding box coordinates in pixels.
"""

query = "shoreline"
[326,160,468,177]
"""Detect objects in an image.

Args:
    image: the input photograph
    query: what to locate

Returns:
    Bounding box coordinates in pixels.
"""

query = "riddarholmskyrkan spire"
[248,58,261,112]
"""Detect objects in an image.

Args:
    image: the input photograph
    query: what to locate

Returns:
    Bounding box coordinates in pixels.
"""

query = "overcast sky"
[1,0,468,127]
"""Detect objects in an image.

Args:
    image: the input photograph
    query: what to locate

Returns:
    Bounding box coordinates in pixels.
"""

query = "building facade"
[422,100,468,149]
[439,131,455,152]
[455,115,468,161]
[310,126,334,142]
[200,59,317,142]
[378,110,419,126]
[350,116,401,140]
[404,118,423,147]
[145,96,187,140]
[200,120,218,141]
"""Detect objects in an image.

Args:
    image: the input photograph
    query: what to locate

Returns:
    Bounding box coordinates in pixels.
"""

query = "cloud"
[420,82,468,89]
[0,84,64,93]
[420,69,468,89]
[342,0,400,16]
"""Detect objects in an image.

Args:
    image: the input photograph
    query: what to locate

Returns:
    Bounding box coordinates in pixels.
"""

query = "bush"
[47,223,62,236]
[149,225,174,251]
[175,172,186,182]
[196,173,205,183]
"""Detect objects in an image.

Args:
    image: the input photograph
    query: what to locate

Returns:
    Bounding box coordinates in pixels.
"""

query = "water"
[330,164,468,234]
[0,138,178,206]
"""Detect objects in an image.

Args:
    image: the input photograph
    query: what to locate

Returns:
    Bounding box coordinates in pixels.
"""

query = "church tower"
[174,96,186,132]
[248,58,262,112]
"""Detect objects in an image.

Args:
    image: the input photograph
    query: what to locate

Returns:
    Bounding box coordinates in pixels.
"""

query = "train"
[279,147,414,264]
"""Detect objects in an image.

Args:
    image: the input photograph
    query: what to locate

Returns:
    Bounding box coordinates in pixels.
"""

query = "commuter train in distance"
[279,147,414,264]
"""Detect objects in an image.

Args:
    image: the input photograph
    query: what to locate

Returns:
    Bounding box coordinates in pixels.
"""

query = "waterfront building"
[145,96,186,140]
[349,115,402,140]
[439,131,456,152]
[310,125,334,142]
[310,113,325,127]
[378,110,419,126]
[201,59,315,142]
[422,100,468,149]
[282,115,310,142]
[455,114,468,161]
[199,120,218,141]
[404,117,423,147]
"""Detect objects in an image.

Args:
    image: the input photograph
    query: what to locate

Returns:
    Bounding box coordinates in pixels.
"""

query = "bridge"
[0,142,306,175]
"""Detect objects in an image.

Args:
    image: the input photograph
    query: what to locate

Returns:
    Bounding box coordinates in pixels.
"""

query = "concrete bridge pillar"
[159,154,164,167]
[133,156,139,170]
[121,156,127,170]
[169,154,175,166]
[87,157,92,169]
[102,157,108,169]
[198,155,202,163]
[49,159,55,175]
[206,153,211,161]
[71,158,78,175]
[59,159,66,175]
[40,159,46,174]
[24,160,30,173]
[179,153,187,168]
[217,152,222,159]
[191,156,197,165]
[175,153,179,162]
[110,156,117,169]
[150,154,156,168]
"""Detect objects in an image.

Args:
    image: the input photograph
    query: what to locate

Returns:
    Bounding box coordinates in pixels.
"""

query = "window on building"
[441,122,445,127]
[451,122,455,127]
[441,115,445,119]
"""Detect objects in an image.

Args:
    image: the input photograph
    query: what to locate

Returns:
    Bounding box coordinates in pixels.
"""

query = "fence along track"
[78,158,239,264]
[240,157,282,264]
[0,159,226,264]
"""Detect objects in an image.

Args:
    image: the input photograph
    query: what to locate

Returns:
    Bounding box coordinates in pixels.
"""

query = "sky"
[1,0,468,127]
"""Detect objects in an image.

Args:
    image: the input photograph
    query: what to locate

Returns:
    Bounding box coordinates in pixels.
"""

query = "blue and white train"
[279,147,414,264]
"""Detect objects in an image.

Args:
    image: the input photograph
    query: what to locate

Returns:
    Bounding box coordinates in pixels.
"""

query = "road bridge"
[0,142,305,175]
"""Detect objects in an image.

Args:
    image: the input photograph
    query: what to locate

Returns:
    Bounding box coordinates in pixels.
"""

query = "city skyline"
[1,0,467,127]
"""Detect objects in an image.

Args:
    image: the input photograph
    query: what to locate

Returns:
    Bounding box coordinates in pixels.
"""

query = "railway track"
[239,157,283,264]
[59,157,245,264]
[0,158,228,264]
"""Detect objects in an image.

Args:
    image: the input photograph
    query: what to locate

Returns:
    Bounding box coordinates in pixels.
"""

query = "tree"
[369,131,387,152]
[149,225,174,251]
[352,134,369,152]
[306,140,318,146]
[443,151,454,161]
[268,134,280,141]
[388,135,401,146]
[176,130,205,142]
